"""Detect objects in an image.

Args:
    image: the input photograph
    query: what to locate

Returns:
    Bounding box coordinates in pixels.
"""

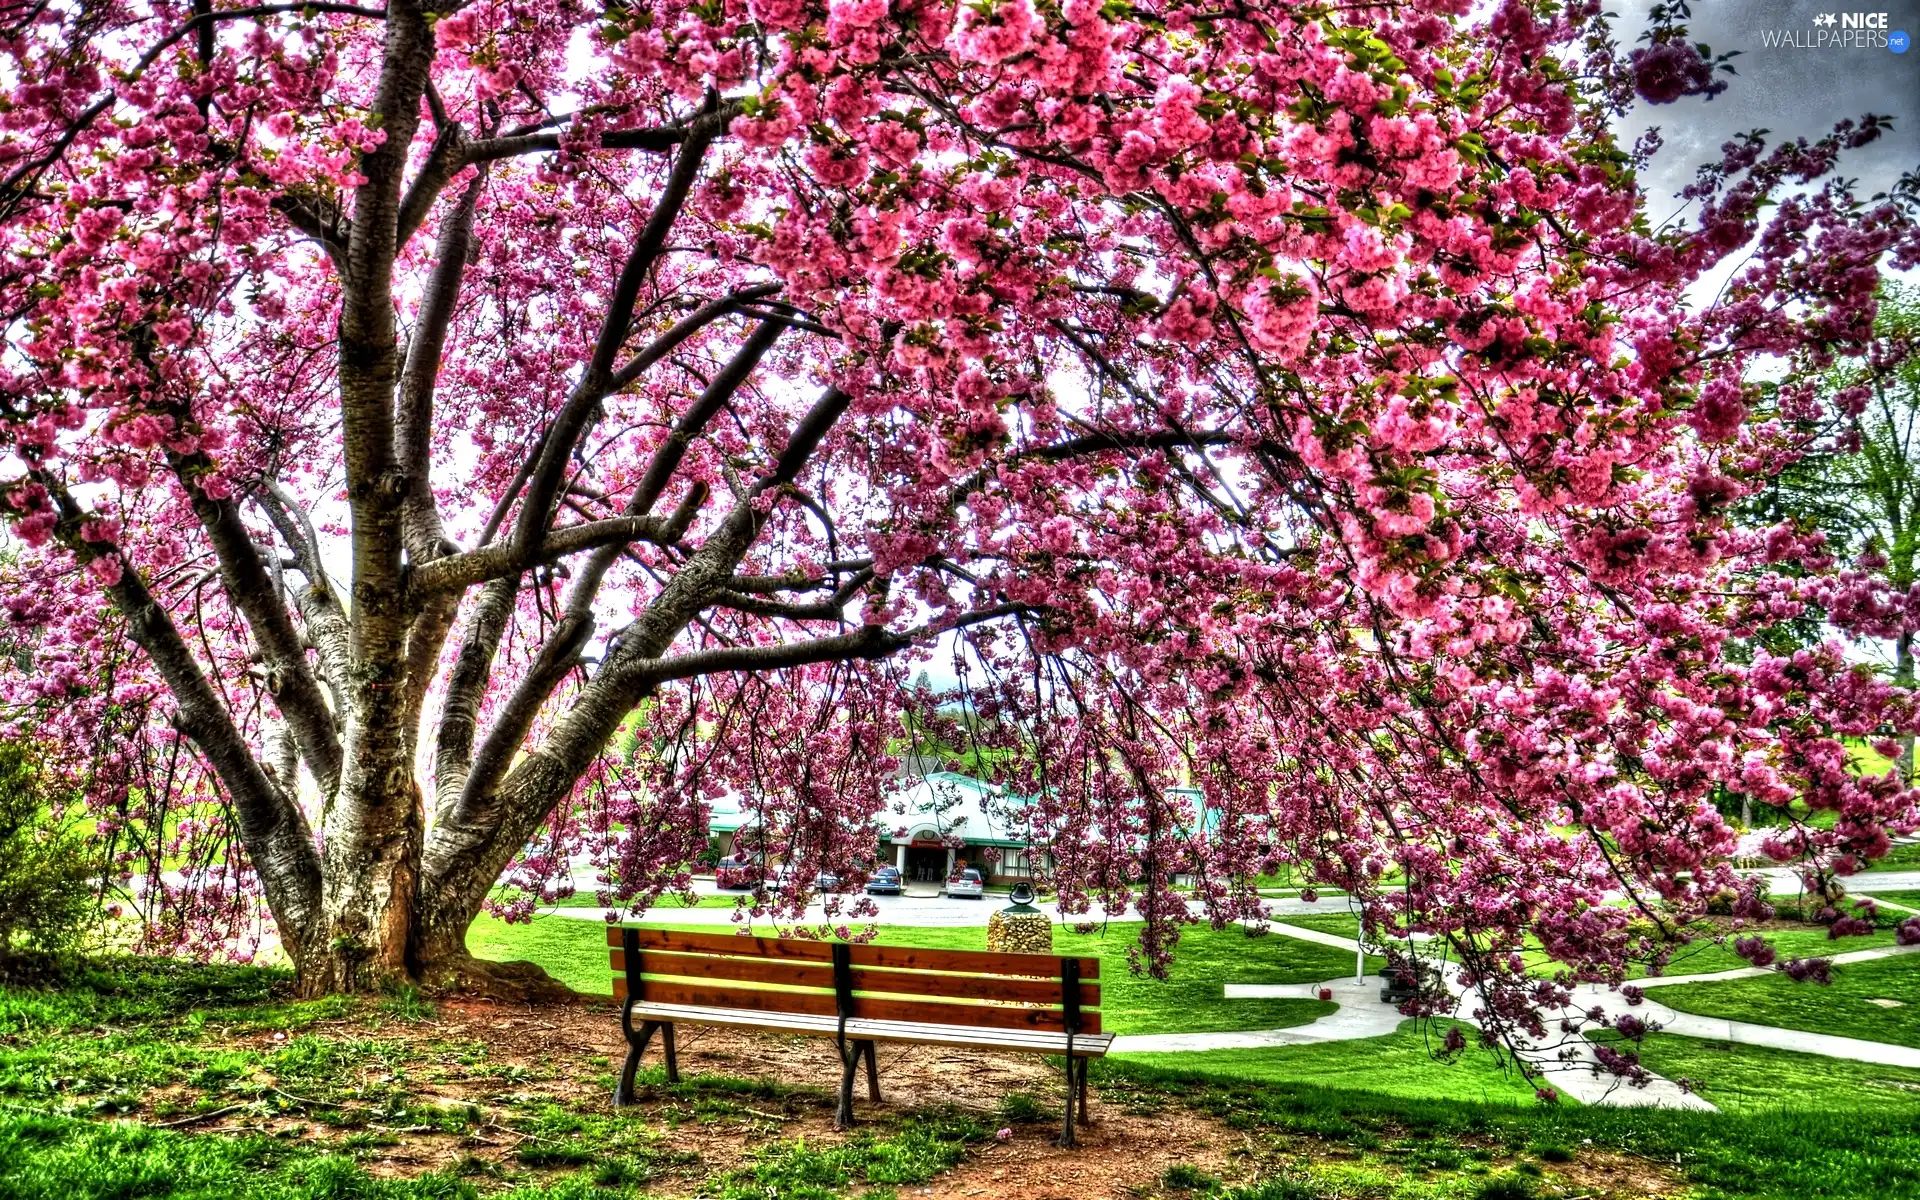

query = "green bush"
[0,743,96,974]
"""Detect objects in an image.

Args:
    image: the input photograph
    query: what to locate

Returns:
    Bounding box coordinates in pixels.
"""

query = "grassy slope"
[6,960,1920,1200]
[0,960,991,1200]
[1097,1052,1920,1200]
[469,913,1383,1036]
[1651,953,1920,1048]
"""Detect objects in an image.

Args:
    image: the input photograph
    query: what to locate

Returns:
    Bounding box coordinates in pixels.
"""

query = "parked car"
[865,866,903,895]
[945,868,985,899]
[815,871,842,892]
[715,855,765,890]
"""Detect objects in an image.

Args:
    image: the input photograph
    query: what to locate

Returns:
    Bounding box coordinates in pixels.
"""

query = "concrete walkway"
[1111,971,1717,1111]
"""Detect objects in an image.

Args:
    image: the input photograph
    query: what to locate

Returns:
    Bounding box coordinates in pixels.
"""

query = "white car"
[945,868,985,899]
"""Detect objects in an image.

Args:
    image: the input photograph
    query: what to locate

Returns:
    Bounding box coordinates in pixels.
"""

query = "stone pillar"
[944,848,955,879]
[895,842,907,871]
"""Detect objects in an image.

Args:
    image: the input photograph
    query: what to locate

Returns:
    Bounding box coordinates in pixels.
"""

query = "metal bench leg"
[860,1039,880,1103]
[661,1021,680,1084]
[615,1003,660,1108]
[1076,1055,1091,1126]
[834,1037,858,1130]
[1057,1054,1078,1148]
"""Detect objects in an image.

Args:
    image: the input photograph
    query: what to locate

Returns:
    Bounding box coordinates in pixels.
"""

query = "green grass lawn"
[1113,1019,1546,1106]
[1861,840,1920,871]
[1858,888,1920,910]
[11,958,1920,1200]
[1599,1032,1920,1118]
[1098,1050,1920,1200]
[1651,953,1920,1048]
[1271,911,1363,938]
[1627,923,1898,979]
[469,913,1383,1036]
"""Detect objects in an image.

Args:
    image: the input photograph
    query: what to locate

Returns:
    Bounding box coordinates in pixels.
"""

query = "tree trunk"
[1898,629,1914,785]
[293,777,425,996]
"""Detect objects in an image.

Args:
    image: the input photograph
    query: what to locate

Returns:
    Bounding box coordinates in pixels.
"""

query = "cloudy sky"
[1617,0,1919,209]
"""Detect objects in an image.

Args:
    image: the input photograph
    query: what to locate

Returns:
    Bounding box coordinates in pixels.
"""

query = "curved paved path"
[1111,940,1920,1110]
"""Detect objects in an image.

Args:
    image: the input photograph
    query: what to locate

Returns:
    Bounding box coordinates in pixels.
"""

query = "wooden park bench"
[606,926,1111,1144]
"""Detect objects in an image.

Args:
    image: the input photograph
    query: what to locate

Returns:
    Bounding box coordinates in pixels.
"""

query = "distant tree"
[1744,284,1920,783]
[0,743,96,975]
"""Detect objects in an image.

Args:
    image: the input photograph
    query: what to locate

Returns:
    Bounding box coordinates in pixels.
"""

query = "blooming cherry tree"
[1,0,1917,1034]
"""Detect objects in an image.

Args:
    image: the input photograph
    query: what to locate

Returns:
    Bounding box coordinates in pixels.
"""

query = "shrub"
[996,1092,1051,1124]
[1162,1163,1222,1192]
[0,743,96,975]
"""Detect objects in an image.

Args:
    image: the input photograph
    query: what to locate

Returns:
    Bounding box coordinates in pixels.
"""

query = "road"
[541,866,1920,929]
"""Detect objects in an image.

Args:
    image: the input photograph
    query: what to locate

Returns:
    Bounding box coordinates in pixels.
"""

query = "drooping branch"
[169,459,343,796]
[44,479,323,948]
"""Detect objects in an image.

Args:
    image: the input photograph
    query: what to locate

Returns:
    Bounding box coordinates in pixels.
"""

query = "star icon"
[1814,12,1836,25]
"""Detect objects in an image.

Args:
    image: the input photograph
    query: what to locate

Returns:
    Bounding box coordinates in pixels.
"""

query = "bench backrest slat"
[610,947,1100,1007]
[607,926,1097,978]
[607,925,1102,1035]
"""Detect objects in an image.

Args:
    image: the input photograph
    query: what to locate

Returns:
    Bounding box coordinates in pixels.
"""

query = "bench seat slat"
[608,926,1098,979]
[627,1001,1113,1057]
[611,948,1099,1006]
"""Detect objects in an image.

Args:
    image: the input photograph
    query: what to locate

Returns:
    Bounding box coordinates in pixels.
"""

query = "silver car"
[945,868,985,899]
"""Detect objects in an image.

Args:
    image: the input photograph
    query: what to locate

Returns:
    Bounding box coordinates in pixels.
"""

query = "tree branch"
[412,503,699,595]
[254,482,352,715]
[459,102,745,165]
[431,575,518,819]
[395,122,469,249]
[721,561,874,593]
[397,167,485,556]
[509,103,732,560]
[711,568,873,621]
[269,192,350,270]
